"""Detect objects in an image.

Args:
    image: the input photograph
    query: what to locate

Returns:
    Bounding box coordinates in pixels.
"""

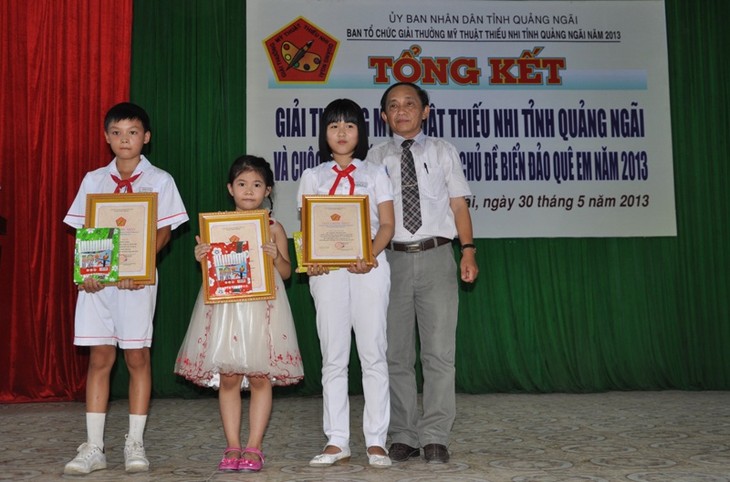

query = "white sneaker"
[64,442,107,475]
[124,435,149,472]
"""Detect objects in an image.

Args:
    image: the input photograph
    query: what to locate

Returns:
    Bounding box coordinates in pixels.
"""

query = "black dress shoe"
[423,443,449,463]
[388,443,420,462]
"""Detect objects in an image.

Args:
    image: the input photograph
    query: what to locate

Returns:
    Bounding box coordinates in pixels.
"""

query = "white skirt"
[174,271,304,389]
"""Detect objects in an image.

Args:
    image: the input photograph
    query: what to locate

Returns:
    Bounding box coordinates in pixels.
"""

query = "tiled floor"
[1,391,729,481]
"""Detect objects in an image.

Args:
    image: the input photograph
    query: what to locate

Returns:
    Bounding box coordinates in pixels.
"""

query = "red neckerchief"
[111,173,141,193]
[329,164,356,195]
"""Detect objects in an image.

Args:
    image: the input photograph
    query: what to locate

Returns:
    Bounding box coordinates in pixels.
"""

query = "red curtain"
[0,1,132,402]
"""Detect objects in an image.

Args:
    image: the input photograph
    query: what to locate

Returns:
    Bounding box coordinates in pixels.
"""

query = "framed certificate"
[199,210,275,303]
[300,195,373,267]
[85,193,157,284]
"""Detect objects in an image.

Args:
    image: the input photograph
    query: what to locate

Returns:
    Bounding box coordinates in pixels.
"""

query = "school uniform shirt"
[367,132,471,243]
[296,158,393,237]
[64,155,189,230]
[63,156,188,348]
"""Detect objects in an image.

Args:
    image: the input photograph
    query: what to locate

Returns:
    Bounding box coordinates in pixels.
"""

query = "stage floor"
[2,391,729,481]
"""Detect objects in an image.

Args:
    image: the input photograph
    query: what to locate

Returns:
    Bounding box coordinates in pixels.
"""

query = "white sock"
[86,412,106,450]
[128,414,148,444]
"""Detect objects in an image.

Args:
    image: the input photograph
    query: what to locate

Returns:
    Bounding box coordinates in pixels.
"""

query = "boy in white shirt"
[63,102,188,474]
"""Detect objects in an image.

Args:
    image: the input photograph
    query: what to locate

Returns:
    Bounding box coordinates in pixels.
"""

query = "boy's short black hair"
[379,82,430,112]
[104,102,151,132]
[318,98,369,161]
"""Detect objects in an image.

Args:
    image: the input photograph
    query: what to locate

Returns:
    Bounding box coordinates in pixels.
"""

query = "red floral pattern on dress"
[175,281,303,388]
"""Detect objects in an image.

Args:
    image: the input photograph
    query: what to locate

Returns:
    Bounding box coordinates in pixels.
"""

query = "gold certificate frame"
[301,195,373,267]
[199,210,275,303]
[85,193,158,285]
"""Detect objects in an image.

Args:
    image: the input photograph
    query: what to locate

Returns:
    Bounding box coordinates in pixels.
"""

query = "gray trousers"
[385,243,458,447]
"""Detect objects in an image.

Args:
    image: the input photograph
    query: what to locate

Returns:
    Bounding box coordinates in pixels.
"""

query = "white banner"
[246,0,676,238]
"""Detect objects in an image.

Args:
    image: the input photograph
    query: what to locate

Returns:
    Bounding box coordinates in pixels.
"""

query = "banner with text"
[246,0,675,237]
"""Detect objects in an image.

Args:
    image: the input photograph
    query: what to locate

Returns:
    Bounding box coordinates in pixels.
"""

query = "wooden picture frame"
[300,195,373,267]
[199,210,275,303]
[85,193,157,285]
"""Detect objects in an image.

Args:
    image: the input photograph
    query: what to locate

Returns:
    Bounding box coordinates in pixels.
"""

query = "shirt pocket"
[418,166,447,201]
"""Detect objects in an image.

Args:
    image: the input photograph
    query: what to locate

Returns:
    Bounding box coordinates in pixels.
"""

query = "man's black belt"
[388,237,452,253]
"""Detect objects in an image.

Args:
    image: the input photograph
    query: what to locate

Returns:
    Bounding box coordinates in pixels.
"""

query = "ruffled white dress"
[174,270,304,389]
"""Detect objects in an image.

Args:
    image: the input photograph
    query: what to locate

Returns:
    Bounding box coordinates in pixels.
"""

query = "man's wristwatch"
[460,243,476,253]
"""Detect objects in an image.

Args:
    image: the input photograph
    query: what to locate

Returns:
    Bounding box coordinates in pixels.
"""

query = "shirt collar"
[392,131,426,149]
[109,155,150,177]
[326,158,363,169]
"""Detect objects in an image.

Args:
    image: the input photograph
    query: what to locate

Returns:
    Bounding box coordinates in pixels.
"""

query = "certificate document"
[301,195,373,266]
[86,193,157,284]
[311,202,361,259]
[199,210,275,303]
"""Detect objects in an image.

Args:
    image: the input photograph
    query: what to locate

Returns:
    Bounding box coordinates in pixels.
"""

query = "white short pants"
[74,283,157,349]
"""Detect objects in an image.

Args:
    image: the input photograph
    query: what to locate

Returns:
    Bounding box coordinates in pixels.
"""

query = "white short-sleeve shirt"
[296,158,393,239]
[63,155,189,230]
[367,132,471,243]
[63,156,188,348]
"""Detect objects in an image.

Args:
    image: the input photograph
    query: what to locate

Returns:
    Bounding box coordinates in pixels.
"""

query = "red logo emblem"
[263,17,338,83]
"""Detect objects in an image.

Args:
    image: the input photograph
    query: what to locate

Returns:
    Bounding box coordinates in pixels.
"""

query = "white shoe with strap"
[309,445,351,467]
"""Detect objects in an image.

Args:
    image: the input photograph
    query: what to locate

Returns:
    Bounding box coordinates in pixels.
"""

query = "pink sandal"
[218,447,241,471]
[238,447,265,472]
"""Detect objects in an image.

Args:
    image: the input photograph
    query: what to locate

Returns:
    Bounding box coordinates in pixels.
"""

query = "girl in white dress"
[175,155,303,472]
